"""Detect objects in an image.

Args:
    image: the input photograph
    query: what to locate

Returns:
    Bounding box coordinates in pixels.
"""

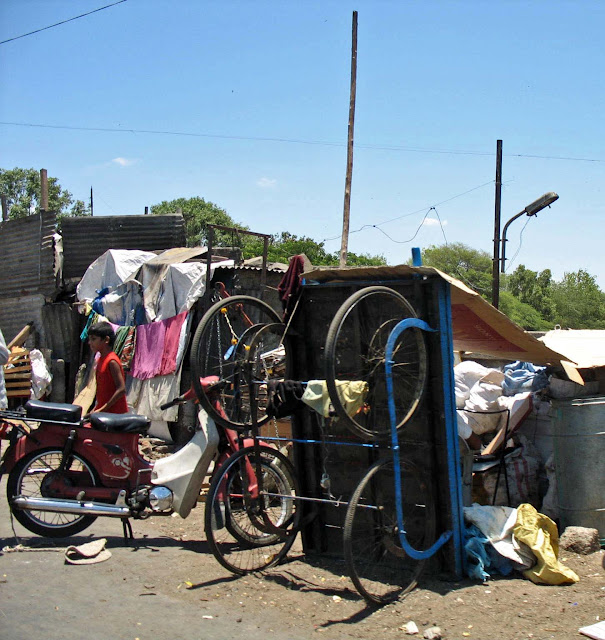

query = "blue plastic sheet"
[502,361,548,396]
[464,525,514,581]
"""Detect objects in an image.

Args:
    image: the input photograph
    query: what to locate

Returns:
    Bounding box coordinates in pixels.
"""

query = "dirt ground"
[127,494,604,640]
[2,439,603,640]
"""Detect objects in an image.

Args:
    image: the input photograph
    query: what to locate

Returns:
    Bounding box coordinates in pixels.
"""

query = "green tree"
[0,167,89,219]
[150,196,248,247]
[506,265,555,321]
[243,231,387,266]
[551,269,605,329]
[420,243,493,301]
[498,291,552,330]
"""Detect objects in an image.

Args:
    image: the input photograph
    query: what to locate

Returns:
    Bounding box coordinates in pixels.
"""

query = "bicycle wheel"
[343,457,436,605]
[190,295,283,430]
[325,286,427,441]
[204,446,300,575]
[7,448,98,537]
[244,322,290,424]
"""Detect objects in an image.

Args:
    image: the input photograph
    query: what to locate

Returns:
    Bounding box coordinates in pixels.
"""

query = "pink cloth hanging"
[130,321,167,380]
[159,311,188,376]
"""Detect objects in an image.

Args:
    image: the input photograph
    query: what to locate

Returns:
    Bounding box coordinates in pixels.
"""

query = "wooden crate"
[4,348,31,398]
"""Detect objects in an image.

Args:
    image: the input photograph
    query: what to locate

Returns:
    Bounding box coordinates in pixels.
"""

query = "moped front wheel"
[7,448,99,537]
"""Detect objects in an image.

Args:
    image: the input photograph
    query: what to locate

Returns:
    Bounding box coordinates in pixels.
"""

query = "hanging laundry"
[113,326,136,371]
[159,311,188,376]
[130,321,167,380]
[301,380,369,418]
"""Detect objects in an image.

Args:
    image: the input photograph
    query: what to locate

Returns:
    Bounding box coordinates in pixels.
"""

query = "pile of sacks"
[455,360,547,443]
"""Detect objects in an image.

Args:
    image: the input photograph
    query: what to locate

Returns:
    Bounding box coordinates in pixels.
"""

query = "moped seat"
[25,400,83,424]
[89,413,151,434]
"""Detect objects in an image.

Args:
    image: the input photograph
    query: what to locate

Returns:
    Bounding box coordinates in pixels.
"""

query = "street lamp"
[492,192,559,308]
[500,192,559,273]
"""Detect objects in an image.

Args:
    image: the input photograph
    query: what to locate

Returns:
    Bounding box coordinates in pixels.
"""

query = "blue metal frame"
[384,307,464,574]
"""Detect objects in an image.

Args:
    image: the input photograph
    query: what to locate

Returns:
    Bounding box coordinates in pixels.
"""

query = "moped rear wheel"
[7,448,99,537]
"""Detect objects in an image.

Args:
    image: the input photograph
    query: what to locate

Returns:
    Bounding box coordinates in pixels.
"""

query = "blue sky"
[1,0,604,286]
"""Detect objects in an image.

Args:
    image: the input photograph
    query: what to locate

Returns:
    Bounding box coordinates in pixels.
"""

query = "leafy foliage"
[498,291,552,331]
[242,231,386,266]
[0,167,89,219]
[551,269,605,329]
[506,265,555,321]
[150,197,248,247]
[421,242,493,301]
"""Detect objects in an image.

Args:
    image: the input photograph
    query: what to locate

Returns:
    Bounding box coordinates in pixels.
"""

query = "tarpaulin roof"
[302,264,568,366]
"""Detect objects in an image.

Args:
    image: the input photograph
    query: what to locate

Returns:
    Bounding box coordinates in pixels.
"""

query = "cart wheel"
[343,457,436,605]
[190,295,284,430]
[204,446,301,575]
[325,286,428,441]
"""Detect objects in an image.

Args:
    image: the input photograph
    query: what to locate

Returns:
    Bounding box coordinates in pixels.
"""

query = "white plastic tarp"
[77,249,156,302]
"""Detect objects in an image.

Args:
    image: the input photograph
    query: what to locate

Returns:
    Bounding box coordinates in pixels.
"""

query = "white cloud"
[423,217,447,226]
[112,157,136,167]
[257,177,277,188]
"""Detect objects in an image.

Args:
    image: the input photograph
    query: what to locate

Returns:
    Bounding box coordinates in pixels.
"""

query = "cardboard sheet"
[303,265,568,365]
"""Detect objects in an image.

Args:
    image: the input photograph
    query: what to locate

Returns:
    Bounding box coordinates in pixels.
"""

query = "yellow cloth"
[301,380,369,418]
[513,503,579,585]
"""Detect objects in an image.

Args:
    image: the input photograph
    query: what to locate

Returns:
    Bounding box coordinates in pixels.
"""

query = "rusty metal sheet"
[61,214,186,279]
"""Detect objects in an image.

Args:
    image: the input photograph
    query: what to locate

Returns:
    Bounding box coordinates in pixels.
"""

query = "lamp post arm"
[500,209,528,273]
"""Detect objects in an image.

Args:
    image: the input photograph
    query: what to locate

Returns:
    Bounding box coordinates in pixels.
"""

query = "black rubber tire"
[224,447,295,546]
[343,457,436,605]
[190,295,283,430]
[7,448,99,538]
[204,446,300,575]
[325,286,427,441]
[243,322,291,426]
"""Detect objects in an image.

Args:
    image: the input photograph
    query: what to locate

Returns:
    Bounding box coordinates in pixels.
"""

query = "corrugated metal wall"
[0,212,58,298]
[0,212,58,344]
[61,214,186,279]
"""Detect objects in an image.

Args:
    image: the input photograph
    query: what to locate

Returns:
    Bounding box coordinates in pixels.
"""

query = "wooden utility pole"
[90,187,94,216]
[339,10,358,268]
[1,195,8,221]
[492,140,503,308]
[40,168,48,212]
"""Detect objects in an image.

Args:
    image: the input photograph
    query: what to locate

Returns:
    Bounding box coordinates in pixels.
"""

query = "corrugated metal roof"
[62,214,186,279]
[0,212,57,298]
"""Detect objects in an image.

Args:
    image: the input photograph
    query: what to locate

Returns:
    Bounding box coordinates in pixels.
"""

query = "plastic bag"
[30,349,52,400]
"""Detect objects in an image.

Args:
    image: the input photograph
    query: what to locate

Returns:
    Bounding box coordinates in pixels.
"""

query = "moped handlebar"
[160,376,228,411]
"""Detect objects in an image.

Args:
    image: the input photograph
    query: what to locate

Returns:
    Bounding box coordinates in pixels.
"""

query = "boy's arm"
[92,359,126,413]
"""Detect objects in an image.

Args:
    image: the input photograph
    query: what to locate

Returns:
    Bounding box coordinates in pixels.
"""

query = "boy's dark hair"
[88,321,115,347]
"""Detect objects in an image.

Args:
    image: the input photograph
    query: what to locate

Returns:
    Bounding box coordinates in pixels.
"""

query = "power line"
[0,121,603,163]
[0,1,127,46]
[322,179,495,243]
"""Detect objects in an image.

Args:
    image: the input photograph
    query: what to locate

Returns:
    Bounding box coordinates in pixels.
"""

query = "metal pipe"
[12,496,132,518]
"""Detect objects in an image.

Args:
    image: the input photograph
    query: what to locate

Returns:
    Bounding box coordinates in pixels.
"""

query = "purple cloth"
[159,312,188,376]
[130,321,166,380]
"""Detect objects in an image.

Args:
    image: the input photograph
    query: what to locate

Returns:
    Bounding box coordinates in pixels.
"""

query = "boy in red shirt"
[87,321,129,415]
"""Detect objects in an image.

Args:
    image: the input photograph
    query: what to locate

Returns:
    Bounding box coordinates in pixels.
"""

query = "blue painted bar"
[384,318,452,561]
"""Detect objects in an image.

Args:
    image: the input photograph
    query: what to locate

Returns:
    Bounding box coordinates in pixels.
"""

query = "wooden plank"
[6,382,31,390]
[4,372,32,380]
[7,322,34,349]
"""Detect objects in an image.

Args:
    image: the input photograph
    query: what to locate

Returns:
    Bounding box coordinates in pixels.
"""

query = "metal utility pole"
[40,169,48,212]
[492,140,502,308]
[339,10,358,268]
[90,187,94,216]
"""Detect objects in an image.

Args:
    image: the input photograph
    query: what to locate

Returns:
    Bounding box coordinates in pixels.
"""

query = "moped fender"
[1,432,58,474]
